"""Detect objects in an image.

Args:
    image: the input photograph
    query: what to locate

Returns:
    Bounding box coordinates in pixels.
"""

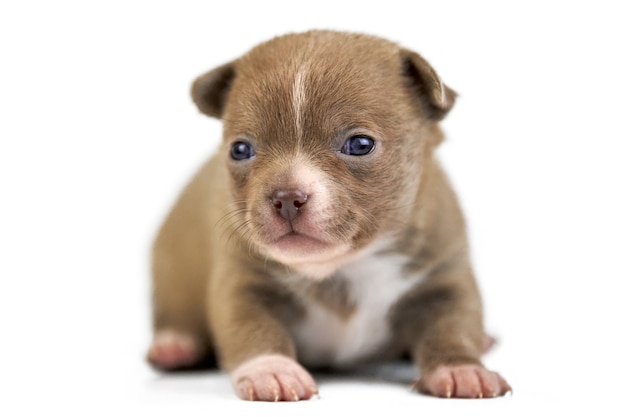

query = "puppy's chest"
[290,251,425,366]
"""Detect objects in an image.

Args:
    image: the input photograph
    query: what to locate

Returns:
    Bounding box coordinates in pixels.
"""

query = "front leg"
[208,260,318,401]
[398,257,511,398]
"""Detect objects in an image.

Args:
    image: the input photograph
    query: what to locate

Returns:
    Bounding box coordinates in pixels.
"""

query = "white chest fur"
[291,244,425,367]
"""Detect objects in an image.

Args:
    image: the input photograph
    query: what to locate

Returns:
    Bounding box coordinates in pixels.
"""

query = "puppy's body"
[148,30,510,400]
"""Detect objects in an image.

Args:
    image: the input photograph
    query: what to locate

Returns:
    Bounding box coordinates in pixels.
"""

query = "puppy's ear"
[191,61,236,118]
[401,49,456,121]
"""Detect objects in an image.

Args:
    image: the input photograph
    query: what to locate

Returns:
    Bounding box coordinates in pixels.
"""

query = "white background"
[1,1,625,416]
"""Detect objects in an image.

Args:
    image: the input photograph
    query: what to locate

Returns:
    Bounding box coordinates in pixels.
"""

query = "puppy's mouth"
[254,223,353,276]
[272,231,330,253]
[262,230,353,279]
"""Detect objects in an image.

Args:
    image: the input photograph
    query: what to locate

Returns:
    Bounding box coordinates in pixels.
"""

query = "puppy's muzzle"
[271,189,308,221]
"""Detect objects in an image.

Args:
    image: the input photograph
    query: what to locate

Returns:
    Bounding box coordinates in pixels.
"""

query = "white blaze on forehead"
[292,66,307,140]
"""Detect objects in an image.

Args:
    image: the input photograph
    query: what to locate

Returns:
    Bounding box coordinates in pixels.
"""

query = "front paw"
[415,364,511,398]
[231,354,318,401]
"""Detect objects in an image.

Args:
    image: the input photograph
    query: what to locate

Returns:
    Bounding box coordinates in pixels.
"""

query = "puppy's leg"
[209,261,317,402]
[148,170,214,370]
[148,247,212,370]
[403,256,511,398]
[147,329,205,370]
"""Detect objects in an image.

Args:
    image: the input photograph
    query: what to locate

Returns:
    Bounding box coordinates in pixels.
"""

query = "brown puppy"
[147,30,511,401]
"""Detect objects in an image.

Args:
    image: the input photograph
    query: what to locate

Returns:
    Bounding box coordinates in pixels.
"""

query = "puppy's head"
[192,31,455,278]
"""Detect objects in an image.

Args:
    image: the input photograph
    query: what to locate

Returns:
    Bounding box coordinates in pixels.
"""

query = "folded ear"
[191,61,236,118]
[400,49,456,121]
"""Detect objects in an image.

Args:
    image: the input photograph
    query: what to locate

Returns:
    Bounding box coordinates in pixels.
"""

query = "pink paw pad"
[147,330,200,370]
[232,354,318,402]
[415,364,512,398]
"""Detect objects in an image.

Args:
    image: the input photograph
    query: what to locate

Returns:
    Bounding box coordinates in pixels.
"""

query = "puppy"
[147,30,511,401]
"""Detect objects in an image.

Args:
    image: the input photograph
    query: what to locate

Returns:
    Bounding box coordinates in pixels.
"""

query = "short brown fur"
[149,30,510,400]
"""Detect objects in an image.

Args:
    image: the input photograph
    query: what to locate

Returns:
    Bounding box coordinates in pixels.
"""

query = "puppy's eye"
[230,141,255,160]
[340,135,375,156]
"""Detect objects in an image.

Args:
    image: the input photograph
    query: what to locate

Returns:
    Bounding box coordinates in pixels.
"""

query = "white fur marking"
[292,67,307,140]
[291,238,426,366]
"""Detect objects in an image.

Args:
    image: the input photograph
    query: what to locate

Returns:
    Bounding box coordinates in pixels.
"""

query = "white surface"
[1,1,625,416]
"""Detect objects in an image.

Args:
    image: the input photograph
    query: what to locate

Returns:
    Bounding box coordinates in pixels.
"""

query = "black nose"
[271,189,308,221]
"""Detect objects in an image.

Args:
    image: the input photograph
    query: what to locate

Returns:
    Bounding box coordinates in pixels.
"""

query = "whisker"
[214,200,248,225]
[216,210,248,236]
[214,202,251,242]
[226,219,253,249]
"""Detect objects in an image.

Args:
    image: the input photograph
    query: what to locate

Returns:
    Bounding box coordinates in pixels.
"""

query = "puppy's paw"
[415,364,511,398]
[231,354,318,401]
[147,330,201,370]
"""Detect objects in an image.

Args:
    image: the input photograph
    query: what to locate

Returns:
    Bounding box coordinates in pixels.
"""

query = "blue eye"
[230,141,255,160]
[341,135,375,156]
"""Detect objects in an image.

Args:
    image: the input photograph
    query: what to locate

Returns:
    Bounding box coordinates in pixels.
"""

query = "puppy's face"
[192,31,455,277]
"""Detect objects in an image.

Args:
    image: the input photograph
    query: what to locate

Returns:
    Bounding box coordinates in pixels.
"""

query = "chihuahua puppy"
[147,30,511,401]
